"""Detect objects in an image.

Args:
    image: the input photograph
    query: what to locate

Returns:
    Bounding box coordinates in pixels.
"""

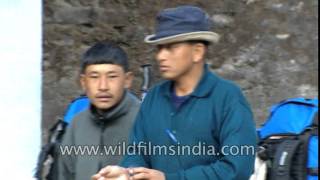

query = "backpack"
[63,95,90,124]
[34,95,90,180]
[256,97,318,180]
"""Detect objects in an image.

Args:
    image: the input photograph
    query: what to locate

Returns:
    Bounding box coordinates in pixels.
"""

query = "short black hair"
[80,41,129,73]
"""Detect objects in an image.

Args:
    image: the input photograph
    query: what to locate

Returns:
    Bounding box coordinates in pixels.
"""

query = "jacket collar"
[162,64,219,98]
[89,90,134,125]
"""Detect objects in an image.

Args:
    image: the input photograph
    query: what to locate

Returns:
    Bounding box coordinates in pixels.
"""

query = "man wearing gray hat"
[92,5,256,180]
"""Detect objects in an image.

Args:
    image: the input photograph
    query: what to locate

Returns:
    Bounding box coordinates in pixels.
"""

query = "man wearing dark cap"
[92,5,256,180]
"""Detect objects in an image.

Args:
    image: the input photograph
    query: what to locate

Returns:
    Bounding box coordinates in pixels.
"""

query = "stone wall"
[43,0,318,141]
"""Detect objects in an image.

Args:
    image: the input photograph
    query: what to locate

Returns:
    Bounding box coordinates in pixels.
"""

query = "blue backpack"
[35,95,90,179]
[63,95,90,124]
[257,97,318,180]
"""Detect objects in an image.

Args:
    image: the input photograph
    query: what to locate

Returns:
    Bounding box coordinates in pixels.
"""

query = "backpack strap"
[49,119,68,143]
[309,111,318,136]
[305,111,318,177]
[270,139,301,180]
[307,168,319,176]
[312,111,318,127]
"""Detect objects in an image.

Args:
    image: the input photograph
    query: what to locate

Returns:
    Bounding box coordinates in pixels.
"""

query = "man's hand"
[91,165,129,180]
[129,167,165,180]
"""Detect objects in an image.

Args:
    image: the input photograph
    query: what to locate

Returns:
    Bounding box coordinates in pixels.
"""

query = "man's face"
[80,64,132,110]
[155,42,199,80]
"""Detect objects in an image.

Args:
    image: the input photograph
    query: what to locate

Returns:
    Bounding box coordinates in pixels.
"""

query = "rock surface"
[43,0,318,142]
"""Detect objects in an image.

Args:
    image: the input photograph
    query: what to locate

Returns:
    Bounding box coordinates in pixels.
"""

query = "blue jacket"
[121,65,257,180]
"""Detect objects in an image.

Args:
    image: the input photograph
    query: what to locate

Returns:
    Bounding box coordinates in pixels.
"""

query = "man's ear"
[192,43,206,63]
[124,71,134,89]
[80,74,86,91]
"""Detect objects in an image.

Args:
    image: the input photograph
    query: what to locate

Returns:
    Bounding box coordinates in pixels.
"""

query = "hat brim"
[144,31,220,45]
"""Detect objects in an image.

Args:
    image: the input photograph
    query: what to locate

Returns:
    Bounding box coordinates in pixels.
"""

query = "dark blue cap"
[145,5,220,45]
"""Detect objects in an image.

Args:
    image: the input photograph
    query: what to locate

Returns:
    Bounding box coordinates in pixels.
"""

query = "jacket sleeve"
[165,100,257,180]
[57,124,76,180]
[120,108,150,168]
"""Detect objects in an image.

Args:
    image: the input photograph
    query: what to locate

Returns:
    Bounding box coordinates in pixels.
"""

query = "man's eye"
[166,43,179,50]
[89,75,99,79]
[156,45,163,52]
[169,43,180,49]
[156,44,173,52]
[109,75,118,78]
[167,44,174,49]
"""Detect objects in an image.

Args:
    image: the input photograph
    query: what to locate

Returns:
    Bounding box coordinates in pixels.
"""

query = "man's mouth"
[96,95,113,102]
[159,65,170,72]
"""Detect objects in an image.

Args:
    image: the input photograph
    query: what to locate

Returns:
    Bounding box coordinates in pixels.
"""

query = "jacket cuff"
[165,172,181,180]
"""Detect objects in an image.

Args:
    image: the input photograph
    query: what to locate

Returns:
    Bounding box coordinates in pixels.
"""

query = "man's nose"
[98,76,109,91]
[156,47,169,62]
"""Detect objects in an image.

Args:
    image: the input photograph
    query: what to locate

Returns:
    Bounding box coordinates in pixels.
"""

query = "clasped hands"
[91,165,165,180]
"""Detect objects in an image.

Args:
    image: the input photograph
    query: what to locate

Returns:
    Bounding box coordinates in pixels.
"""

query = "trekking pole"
[140,64,152,101]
